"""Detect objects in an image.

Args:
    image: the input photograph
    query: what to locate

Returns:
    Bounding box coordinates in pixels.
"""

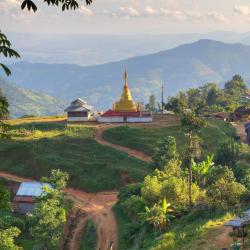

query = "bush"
[121,195,146,222]
[206,177,246,208]
[118,183,142,203]
[215,139,240,166]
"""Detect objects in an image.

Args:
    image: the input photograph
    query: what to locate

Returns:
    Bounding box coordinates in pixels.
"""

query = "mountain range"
[6,39,250,111]
[0,78,66,118]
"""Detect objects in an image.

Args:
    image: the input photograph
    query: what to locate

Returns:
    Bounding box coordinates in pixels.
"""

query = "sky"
[2,0,250,34]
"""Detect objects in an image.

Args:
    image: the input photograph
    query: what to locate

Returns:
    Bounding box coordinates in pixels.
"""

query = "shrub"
[215,139,240,166]
[121,195,146,222]
[141,176,162,205]
[118,183,142,203]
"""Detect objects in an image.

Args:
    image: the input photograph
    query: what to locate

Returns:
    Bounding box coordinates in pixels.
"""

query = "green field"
[103,120,236,157]
[0,120,150,192]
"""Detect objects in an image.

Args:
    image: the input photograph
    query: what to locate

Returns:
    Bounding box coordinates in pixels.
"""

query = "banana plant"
[191,155,214,187]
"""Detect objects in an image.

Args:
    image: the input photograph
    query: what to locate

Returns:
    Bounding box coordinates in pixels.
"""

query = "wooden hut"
[65,98,93,122]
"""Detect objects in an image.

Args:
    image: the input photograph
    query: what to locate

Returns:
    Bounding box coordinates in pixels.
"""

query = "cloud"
[77,5,93,16]
[119,6,141,17]
[233,5,250,16]
[144,6,159,16]
[207,12,230,23]
[0,0,19,14]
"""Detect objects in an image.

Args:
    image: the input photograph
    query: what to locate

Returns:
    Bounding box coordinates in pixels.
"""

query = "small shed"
[224,209,250,247]
[13,182,51,214]
[65,98,93,122]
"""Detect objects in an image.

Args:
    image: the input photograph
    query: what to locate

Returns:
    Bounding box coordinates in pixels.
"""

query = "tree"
[147,94,157,112]
[20,0,92,12]
[152,136,178,169]
[0,227,23,250]
[0,31,20,76]
[141,176,162,205]
[206,167,246,208]
[28,170,69,249]
[41,169,69,191]
[0,183,10,211]
[0,89,10,139]
[181,111,206,208]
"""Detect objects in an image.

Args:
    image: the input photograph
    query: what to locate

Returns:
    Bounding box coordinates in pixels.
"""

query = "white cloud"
[207,12,230,23]
[144,6,158,16]
[233,5,250,16]
[119,6,141,17]
[77,5,93,16]
[0,0,19,13]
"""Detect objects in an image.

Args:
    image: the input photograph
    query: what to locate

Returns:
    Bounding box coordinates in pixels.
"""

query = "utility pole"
[161,83,164,117]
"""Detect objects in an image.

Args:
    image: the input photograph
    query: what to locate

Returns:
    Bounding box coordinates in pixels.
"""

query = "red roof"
[13,195,35,203]
[101,110,151,117]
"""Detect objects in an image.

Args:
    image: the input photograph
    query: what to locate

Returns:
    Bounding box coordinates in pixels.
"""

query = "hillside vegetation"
[0,118,149,191]
[0,78,65,118]
[103,118,236,157]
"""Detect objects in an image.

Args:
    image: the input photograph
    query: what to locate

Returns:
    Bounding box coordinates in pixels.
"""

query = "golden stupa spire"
[113,69,138,112]
[124,68,128,86]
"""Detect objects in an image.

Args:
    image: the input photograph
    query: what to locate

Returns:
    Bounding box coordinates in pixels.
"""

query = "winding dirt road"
[95,124,152,163]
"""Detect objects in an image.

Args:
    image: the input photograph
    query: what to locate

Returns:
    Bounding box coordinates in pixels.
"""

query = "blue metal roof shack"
[16,182,52,197]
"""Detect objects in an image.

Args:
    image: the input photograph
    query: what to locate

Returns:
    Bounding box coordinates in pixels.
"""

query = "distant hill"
[7,39,250,110]
[0,78,66,118]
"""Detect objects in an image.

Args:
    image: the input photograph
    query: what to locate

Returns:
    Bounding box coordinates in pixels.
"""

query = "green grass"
[0,121,150,192]
[103,120,236,157]
[80,219,97,250]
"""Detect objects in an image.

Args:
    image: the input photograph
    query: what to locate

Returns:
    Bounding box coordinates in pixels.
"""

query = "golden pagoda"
[113,69,138,112]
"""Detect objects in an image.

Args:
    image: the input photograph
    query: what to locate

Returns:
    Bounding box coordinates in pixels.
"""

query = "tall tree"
[148,94,157,112]
[28,170,69,249]
[152,136,178,169]
[0,88,10,139]
[181,111,206,208]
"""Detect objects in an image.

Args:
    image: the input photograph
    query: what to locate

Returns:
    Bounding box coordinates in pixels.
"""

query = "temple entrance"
[123,117,127,122]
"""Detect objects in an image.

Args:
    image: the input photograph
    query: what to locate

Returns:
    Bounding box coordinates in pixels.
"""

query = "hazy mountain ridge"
[0,78,66,118]
[7,39,250,110]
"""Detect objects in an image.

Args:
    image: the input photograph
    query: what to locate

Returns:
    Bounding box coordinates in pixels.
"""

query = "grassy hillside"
[103,119,236,157]
[0,118,149,191]
[0,77,66,118]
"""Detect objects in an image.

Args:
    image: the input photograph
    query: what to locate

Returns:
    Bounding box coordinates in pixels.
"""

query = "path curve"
[95,124,152,163]
[0,171,118,250]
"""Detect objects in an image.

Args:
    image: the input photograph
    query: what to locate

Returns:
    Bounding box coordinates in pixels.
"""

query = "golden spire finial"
[124,68,128,86]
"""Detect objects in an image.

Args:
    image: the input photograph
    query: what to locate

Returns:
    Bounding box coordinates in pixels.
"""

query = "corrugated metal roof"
[16,182,52,197]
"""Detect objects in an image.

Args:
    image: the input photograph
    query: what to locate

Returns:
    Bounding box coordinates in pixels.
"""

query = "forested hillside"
[0,78,65,118]
[8,39,250,109]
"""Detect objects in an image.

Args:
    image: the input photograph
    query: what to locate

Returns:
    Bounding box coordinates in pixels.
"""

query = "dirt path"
[0,171,118,250]
[95,124,152,163]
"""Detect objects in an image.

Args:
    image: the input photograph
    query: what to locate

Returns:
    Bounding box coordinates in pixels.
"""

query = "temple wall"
[67,117,89,122]
[127,117,152,123]
[97,117,124,123]
[97,116,152,123]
